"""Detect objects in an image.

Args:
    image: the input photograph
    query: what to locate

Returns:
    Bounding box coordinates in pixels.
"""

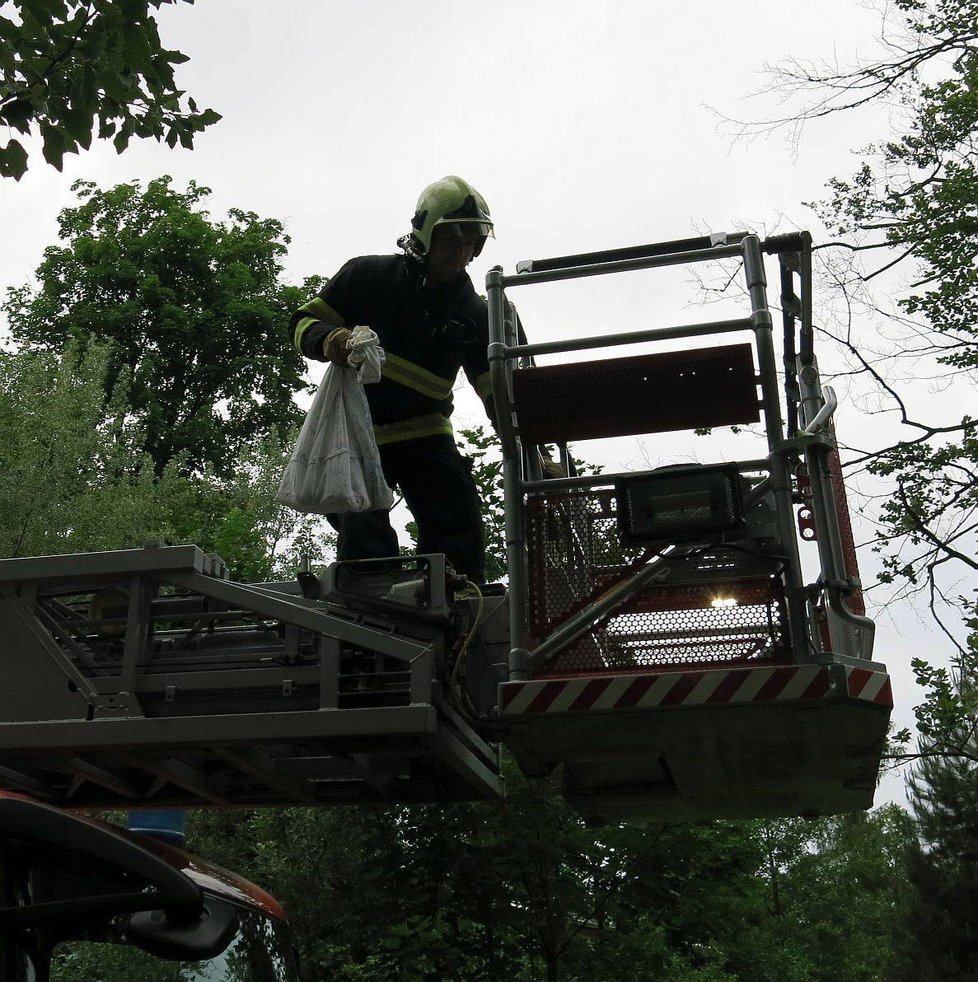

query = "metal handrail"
[487,231,841,681]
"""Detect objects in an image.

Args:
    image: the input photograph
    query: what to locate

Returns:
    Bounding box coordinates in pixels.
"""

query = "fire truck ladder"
[486,231,892,823]
[0,548,502,809]
[0,231,890,825]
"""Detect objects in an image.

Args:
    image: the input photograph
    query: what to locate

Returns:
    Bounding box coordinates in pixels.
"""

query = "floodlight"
[616,463,745,544]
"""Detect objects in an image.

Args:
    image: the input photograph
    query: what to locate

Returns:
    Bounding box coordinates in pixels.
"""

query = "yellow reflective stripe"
[475,370,493,402]
[299,297,344,323]
[293,316,319,350]
[382,353,455,400]
[293,298,345,351]
[373,413,453,446]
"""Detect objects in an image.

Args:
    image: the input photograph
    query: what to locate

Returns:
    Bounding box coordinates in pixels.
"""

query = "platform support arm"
[797,363,876,659]
[488,266,532,681]
[526,553,673,673]
[742,235,814,662]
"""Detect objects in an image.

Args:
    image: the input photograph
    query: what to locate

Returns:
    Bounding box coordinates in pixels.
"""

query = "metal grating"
[526,489,788,676]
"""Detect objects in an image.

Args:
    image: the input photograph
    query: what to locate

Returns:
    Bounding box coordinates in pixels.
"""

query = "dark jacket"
[291,255,494,445]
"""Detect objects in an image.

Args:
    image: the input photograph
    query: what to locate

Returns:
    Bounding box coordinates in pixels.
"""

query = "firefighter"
[290,175,500,584]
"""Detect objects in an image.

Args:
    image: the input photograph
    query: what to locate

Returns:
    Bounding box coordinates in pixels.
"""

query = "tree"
[185,770,762,981]
[0,0,220,180]
[50,943,187,981]
[742,0,978,645]
[4,177,320,476]
[734,11,978,964]
[740,809,913,982]
[892,627,978,979]
[0,339,172,558]
[0,337,334,583]
[186,775,915,981]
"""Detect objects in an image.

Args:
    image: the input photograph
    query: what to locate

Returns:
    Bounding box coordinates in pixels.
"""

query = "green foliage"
[154,429,336,581]
[867,426,978,594]
[745,809,913,982]
[0,339,171,557]
[773,0,978,779]
[185,769,910,981]
[906,629,978,757]
[781,13,978,972]
[805,0,978,628]
[0,0,220,179]
[893,627,978,978]
[51,942,190,981]
[3,177,320,476]
[0,339,333,576]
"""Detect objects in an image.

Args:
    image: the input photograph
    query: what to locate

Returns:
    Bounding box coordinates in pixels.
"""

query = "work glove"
[323,327,353,366]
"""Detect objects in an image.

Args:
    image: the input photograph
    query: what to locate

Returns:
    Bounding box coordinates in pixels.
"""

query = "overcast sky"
[2,0,889,294]
[1,0,934,805]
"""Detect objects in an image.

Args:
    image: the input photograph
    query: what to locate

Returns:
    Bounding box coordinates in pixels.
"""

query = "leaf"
[197,107,222,127]
[0,2,215,176]
[121,28,153,69]
[0,16,24,44]
[0,139,29,180]
[60,105,93,145]
[40,123,69,170]
[0,98,34,134]
[30,0,69,18]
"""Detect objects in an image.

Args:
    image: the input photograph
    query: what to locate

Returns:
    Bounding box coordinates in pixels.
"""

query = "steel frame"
[486,231,873,681]
[0,545,501,808]
[0,230,884,824]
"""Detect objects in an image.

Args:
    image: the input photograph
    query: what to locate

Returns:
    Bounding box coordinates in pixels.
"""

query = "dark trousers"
[328,434,486,583]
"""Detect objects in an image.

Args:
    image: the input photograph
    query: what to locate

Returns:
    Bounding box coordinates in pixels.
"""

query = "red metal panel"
[511,344,760,444]
[827,422,866,617]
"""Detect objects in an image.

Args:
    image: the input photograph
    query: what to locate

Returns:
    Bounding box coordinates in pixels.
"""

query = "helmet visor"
[436,220,493,242]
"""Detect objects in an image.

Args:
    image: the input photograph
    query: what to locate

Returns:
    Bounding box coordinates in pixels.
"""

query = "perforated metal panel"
[526,489,789,676]
[511,344,760,444]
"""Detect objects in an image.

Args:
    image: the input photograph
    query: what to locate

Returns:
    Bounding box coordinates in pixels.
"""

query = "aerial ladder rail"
[0,546,503,809]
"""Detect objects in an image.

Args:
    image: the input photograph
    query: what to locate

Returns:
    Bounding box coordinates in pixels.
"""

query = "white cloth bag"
[276,328,394,515]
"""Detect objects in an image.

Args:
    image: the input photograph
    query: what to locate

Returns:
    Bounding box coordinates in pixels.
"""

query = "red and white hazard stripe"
[499,663,892,716]
[844,665,892,704]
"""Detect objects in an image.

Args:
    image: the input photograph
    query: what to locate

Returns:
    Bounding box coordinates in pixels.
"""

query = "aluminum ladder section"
[0,546,501,809]
[486,232,892,822]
